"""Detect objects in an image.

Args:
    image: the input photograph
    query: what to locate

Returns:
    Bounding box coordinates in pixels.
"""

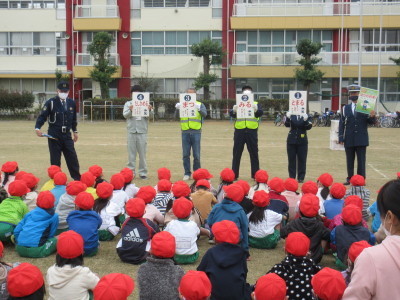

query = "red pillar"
[222,0,235,100]
[117,0,131,98]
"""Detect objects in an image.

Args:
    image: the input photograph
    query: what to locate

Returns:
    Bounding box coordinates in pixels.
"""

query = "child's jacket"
[0,196,28,225]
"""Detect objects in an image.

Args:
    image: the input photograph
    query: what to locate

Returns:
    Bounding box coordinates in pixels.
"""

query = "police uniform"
[338,85,376,182]
[230,102,263,179]
[285,114,312,182]
[35,82,80,180]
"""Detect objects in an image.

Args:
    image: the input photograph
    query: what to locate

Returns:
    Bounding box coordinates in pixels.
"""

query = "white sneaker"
[183,175,190,181]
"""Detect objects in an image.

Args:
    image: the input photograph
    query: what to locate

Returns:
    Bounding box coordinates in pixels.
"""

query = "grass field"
[0,120,399,299]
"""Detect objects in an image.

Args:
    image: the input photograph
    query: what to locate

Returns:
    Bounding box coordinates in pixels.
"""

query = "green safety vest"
[234,101,260,129]
[180,101,203,130]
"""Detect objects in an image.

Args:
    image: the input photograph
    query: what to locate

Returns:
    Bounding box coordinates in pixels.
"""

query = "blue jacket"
[208,199,249,251]
[324,198,344,220]
[67,210,102,253]
[50,185,66,207]
[14,207,58,247]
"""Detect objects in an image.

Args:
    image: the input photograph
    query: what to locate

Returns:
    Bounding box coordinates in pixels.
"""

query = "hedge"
[0,90,35,112]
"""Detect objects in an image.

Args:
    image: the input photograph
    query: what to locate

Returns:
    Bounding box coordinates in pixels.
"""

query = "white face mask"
[383,213,393,236]
[243,90,252,95]
[58,92,68,100]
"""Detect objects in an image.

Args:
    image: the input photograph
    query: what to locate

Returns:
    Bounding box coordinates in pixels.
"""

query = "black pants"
[287,143,308,181]
[232,128,259,179]
[345,146,366,181]
[48,130,80,180]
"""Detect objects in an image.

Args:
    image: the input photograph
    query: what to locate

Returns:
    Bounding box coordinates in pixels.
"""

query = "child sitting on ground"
[282,178,301,221]
[137,231,184,299]
[329,195,369,230]
[80,172,98,200]
[8,263,46,300]
[110,173,129,212]
[93,273,135,300]
[324,183,346,220]
[316,173,333,203]
[153,179,173,215]
[248,169,269,199]
[0,241,18,299]
[342,240,372,285]
[120,167,139,199]
[236,180,254,214]
[21,173,40,211]
[165,197,200,264]
[116,198,159,264]
[88,164,106,188]
[191,179,217,222]
[216,168,235,203]
[179,270,212,300]
[298,180,325,217]
[267,177,289,219]
[190,168,214,194]
[345,175,370,221]
[14,191,58,258]
[0,161,18,195]
[39,165,61,191]
[252,273,287,300]
[137,186,164,225]
[368,200,381,233]
[50,172,67,207]
[311,267,346,300]
[67,192,102,256]
[46,230,99,300]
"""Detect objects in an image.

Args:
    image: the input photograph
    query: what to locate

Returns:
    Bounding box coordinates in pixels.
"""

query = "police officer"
[285,111,313,183]
[338,84,376,185]
[35,81,80,180]
[230,85,263,179]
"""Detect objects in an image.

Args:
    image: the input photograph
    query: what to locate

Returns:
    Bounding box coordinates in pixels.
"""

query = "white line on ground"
[368,164,388,179]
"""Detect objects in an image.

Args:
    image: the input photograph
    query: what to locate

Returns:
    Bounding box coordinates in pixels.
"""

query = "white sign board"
[179,93,197,118]
[289,91,307,115]
[131,92,150,117]
[330,120,345,151]
[236,93,254,119]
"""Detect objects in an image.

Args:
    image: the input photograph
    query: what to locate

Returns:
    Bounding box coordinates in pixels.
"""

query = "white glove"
[175,103,181,109]
[233,105,238,112]
[302,113,308,121]
[252,103,258,111]
[286,112,292,118]
[196,103,201,110]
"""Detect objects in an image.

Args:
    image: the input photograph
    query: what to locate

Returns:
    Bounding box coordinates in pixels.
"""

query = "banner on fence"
[236,93,254,119]
[179,93,197,118]
[289,91,307,115]
[132,92,150,117]
[355,87,378,115]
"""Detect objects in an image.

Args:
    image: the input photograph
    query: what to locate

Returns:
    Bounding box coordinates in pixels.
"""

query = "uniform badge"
[69,107,73,110]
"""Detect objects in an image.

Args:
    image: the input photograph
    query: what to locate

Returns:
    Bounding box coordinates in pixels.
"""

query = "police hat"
[348,84,361,92]
[131,85,143,93]
[57,81,70,91]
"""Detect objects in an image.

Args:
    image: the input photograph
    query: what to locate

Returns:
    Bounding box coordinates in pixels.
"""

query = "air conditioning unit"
[46,48,51,52]
[284,53,295,65]
[22,47,27,51]
[248,53,258,65]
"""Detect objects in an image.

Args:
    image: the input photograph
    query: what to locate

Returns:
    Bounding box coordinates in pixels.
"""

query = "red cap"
[344,195,363,210]
[14,171,27,181]
[80,172,95,188]
[89,165,103,178]
[192,168,213,181]
[21,173,40,189]
[47,165,61,179]
[151,231,176,258]
[8,180,30,197]
[74,192,95,210]
[350,175,365,186]
[397,172,400,178]
[285,232,310,257]
[7,263,44,297]
[348,240,372,262]
[254,170,269,184]
[311,268,346,300]
[126,198,146,218]
[179,271,212,300]
[96,182,114,199]
[284,178,298,192]
[37,191,55,209]
[136,186,156,204]
[57,230,84,259]
[301,181,318,195]
[54,172,68,185]
[220,168,235,182]
[236,180,250,195]
[66,181,87,196]
[196,179,210,189]
[172,181,191,198]
[223,183,244,203]
[158,167,171,180]
[268,177,285,193]
[0,241,4,257]
[157,179,172,192]
[1,161,18,173]
[317,173,334,187]
[173,197,193,219]
[254,273,287,300]
[330,183,346,199]
[342,204,362,225]
[212,220,240,244]
[94,273,135,300]
[299,194,320,217]
[120,167,134,183]
[110,173,125,190]
[252,190,270,207]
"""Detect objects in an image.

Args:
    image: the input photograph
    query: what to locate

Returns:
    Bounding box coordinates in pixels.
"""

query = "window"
[212,0,222,18]
[56,32,66,65]
[142,0,211,7]
[131,0,141,18]
[0,0,56,8]
[350,29,400,52]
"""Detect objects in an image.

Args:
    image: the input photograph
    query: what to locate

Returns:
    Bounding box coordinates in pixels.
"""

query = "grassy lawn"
[0,120,399,299]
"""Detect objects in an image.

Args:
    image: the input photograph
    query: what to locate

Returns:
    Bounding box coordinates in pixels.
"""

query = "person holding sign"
[175,88,207,181]
[338,84,376,185]
[230,86,263,179]
[123,85,152,180]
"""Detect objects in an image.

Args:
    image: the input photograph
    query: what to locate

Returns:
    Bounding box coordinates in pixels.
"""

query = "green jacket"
[0,196,29,225]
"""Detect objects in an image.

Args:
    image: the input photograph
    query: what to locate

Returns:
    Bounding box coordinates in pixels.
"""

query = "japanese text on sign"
[289,91,307,115]
[179,93,197,118]
[132,92,150,117]
[236,93,254,119]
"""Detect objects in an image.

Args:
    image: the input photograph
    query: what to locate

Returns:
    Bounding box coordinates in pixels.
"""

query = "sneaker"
[298,179,304,183]
[140,175,148,180]
[183,175,190,181]
[343,181,351,185]
[208,237,215,244]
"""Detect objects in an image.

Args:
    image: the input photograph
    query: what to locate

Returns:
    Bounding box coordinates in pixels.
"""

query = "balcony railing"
[233,1,400,17]
[74,5,119,18]
[75,53,120,66]
[232,52,397,66]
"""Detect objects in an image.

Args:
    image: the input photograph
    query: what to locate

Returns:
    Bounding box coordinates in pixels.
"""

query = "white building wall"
[0,10,65,31]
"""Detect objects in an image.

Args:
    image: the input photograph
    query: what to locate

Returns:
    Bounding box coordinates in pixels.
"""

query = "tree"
[55,69,70,83]
[294,39,325,110]
[87,32,118,99]
[132,73,159,96]
[390,56,400,82]
[191,39,225,100]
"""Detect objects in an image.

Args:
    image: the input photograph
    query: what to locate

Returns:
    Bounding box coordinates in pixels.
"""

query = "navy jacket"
[197,243,251,300]
[338,103,375,147]
[285,115,313,145]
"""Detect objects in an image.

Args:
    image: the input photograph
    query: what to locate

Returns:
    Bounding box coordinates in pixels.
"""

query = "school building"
[0,0,399,112]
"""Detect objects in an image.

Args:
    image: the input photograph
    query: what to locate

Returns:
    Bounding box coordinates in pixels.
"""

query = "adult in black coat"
[338,84,376,185]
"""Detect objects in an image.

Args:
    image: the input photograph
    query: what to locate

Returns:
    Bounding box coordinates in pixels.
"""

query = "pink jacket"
[343,235,400,300]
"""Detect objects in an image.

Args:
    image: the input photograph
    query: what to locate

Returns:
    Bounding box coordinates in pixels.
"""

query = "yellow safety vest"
[234,101,260,129]
[180,101,203,130]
